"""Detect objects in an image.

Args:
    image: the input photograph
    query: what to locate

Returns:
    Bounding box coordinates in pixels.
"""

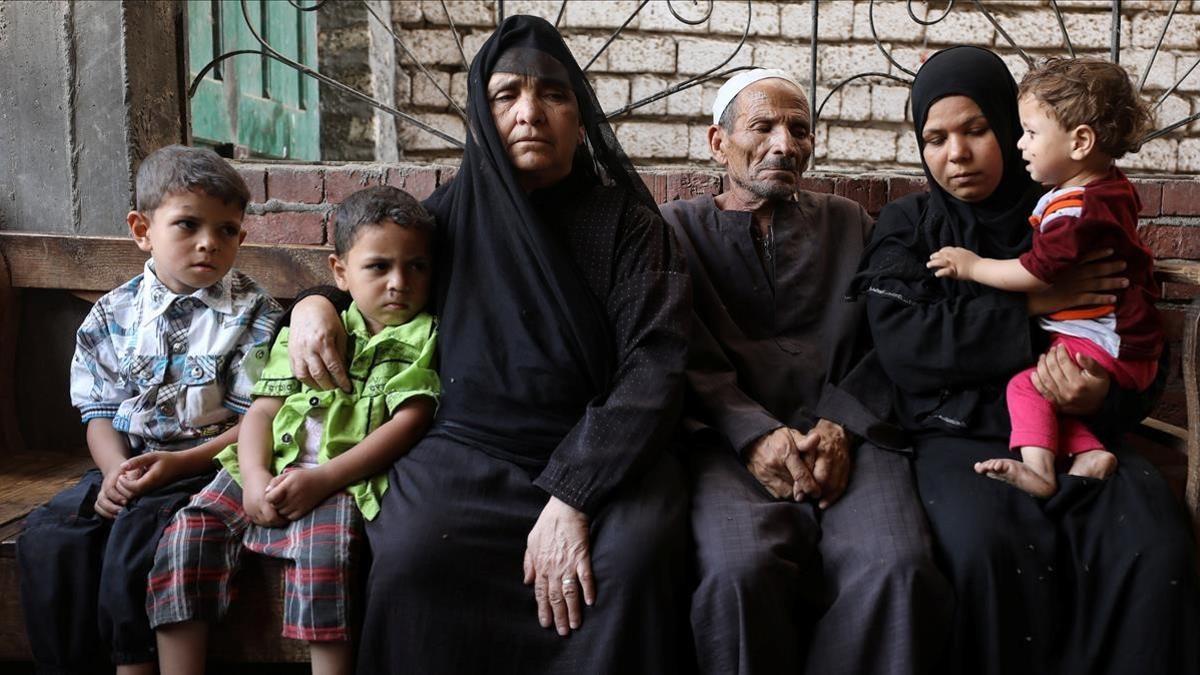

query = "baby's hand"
[264,468,336,521]
[927,246,980,280]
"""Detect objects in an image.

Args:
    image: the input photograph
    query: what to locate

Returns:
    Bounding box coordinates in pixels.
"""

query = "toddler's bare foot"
[1068,450,1117,480]
[974,459,1057,498]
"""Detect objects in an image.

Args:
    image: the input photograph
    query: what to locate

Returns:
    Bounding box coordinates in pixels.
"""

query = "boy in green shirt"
[146,186,440,675]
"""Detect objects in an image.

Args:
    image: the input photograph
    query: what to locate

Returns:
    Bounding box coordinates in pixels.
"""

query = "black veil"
[422,15,659,455]
[910,45,1042,261]
[849,46,1044,300]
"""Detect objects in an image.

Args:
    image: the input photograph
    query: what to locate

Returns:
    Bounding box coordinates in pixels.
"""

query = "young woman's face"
[921,95,1005,203]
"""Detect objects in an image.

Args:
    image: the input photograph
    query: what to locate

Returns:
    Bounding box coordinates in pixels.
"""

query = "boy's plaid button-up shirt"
[70,259,282,452]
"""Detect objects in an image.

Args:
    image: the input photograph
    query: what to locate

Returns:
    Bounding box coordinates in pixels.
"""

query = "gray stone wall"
[0,0,187,233]
[319,1,377,162]
[317,0,1200,173]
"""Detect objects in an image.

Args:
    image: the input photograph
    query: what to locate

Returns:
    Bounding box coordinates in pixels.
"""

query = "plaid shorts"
[146,469,363,642]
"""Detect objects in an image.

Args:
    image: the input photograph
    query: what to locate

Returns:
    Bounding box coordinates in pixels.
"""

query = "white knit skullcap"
[711,68,804,125]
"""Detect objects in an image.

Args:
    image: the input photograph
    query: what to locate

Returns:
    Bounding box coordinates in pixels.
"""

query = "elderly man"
[661,69,953,675]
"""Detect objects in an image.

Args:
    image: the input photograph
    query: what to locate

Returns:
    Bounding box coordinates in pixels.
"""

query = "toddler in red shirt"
[927,57,1162,498]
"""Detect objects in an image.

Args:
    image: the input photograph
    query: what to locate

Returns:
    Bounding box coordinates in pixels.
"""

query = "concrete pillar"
[0,0,187,235]
[318,1,375,161]
[367,0,400,163]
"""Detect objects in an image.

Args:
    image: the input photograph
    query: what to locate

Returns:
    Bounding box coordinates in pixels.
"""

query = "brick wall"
[316,0,1200,173]
[235,159,1200,426]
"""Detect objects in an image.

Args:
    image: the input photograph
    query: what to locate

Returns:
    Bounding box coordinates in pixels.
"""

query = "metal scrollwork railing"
[191,0,1199,166]
[192,0,466,148]
[816,0,1200,152]
[583,1,755,118]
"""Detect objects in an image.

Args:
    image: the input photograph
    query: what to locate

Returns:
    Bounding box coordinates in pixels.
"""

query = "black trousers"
[17,468,214,673]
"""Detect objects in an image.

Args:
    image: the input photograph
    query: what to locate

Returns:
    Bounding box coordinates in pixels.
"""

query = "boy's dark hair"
[135,145,252,213]
[1018,57,1154,159]
[333,185,436,256]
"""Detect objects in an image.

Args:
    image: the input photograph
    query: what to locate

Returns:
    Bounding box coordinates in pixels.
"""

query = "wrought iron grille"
[192,0,1200,168]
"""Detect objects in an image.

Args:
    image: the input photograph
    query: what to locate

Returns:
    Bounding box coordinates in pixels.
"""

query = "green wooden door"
[187,0,320,160]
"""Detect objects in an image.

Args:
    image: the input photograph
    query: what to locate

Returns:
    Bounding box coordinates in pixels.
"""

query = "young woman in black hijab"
[285,15,691,674]
[850,46,1199,674]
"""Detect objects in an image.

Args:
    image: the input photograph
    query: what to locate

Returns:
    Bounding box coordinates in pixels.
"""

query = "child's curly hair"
[1018,57,1154,159]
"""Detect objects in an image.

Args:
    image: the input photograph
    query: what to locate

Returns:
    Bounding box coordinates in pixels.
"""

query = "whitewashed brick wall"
[319,0,1200,173]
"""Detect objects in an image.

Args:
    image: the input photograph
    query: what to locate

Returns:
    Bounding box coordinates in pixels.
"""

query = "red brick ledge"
[231,161,1200,428]
[233,162,1200,247]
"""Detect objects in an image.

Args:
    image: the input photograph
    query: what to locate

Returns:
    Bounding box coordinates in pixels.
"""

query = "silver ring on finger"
[562,575,576,586]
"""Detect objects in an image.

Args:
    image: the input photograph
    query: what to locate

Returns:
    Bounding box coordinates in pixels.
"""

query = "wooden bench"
[1144,258,1200,541]
[0,231,331,664]
[1,231,1200,663]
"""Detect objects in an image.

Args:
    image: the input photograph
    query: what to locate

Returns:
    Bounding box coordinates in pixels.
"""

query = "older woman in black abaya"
[849,46,1200,674]
[285,16,691,674]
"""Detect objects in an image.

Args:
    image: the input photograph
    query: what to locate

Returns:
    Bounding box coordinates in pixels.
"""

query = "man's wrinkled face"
[710,79,813,201]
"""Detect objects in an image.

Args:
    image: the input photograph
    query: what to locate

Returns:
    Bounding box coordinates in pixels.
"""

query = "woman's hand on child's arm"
[86,418,134,519]
[1027,249,1127,316]
[288,296,352,393]
[1031,345,1111,416]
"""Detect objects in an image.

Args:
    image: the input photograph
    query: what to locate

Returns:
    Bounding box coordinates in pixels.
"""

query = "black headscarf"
[422,15,660,456]
[844,46,1046,437]
[850,46,1044,299]
[913,47,1041,258]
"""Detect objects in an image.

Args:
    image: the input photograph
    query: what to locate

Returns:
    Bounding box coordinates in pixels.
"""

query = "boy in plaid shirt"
[148,186,440,675]
[18,145,281,675]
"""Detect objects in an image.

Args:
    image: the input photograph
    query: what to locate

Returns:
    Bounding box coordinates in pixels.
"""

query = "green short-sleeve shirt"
[215,304,440,520]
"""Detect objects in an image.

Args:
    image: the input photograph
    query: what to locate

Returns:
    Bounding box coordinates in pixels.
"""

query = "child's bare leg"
[310,641,353,675]
[156,620,208,675]
[1069,449,1118,480]
[975,446,1058,498]
[117,663,155,675]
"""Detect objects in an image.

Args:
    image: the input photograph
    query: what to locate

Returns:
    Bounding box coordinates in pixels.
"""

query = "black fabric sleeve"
[859,207,1034,394]
[814,206,909,450]
[533,202,692,515]
[684,311,782,454]
[276,286,351,333]
[816,350,910,452]
[866,285,1033,392]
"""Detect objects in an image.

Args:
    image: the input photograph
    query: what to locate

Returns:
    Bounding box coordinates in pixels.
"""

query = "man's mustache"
[756,157,798,171]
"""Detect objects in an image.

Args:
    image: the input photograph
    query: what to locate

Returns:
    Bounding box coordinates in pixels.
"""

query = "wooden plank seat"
[1,231,1199,663]
[1139,259,1200,540]
[0,232,331,663]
